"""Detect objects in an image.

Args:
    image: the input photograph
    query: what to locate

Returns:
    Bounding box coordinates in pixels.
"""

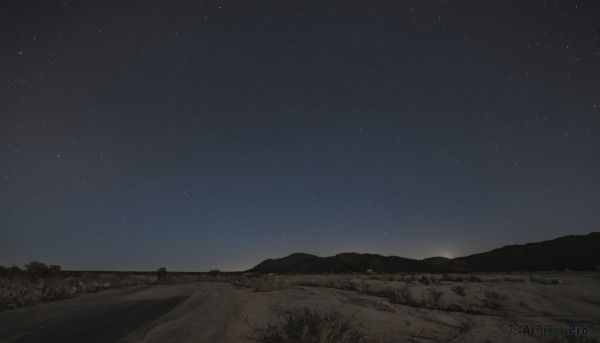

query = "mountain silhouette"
[247,232,600,273]
[452,232,600,272]
[250,253,319,273]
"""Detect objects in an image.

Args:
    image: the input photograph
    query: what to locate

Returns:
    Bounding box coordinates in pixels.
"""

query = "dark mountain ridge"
[247,232,600,273]
[250,253,319,273]
[452,232,600,272]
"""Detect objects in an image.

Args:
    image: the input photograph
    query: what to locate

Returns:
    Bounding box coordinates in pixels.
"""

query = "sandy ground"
[0,274,598,342]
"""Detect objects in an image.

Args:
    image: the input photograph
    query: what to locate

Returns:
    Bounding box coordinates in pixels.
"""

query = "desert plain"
[0,272,598,342]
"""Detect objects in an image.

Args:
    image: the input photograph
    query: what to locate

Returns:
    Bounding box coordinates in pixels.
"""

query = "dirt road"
[0,282,243,343]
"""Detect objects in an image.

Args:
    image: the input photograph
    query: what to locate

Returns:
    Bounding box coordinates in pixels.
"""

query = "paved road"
[0,282,242,343]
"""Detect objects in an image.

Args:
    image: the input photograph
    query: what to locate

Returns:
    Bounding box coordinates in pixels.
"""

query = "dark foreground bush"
[451,285,466,296]
[259,307,372,343]
[388,286,415,306]
[483,290,508,310]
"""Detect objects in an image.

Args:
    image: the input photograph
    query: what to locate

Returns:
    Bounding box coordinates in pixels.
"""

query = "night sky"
[1,1,599,271]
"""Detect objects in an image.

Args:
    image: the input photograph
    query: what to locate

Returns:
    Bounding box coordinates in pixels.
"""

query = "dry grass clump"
[421,288,443,309]
[258,307,378,343]
[197,274,295,292]
[251,275,295,292]
[451,285,467,296]
[502,277,525,283]
[388,286,446,310]
[158,274,198,285]
[482,290,508,310]
[528,275,560,284]
[465,275,483,282]
[388,286,415,306]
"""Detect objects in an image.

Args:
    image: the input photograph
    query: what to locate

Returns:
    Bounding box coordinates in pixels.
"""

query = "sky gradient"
[1,1,599,271]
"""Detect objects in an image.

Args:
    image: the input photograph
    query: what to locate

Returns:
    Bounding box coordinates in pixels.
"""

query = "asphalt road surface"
[0,282,242,343]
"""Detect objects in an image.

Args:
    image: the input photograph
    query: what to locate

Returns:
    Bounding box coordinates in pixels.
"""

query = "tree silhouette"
[156,267,167,283]
[49,265,62,277]
[25,261,50,279]
[6,265,22,278]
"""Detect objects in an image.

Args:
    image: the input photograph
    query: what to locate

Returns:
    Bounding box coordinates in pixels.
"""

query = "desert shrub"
[294,279,324,288]
[156,267,167,282]
[48,265,62,277]
[81,272,94,280]
[453,276,464,282]
[159,274,197,285]
[466,275,482,282]
[427,288,443,302]
[451,285,466,296]
[482,290,508,310]
[208,269,221,276]
[252,275,293,292]
[352,282,373,295]
[6,266,23,278]
[0,271,153,312]
[389,286,415,306]
[528,276,559,285]
[422,288,443,309]
[503,277,525,283]
[259,307,369,343]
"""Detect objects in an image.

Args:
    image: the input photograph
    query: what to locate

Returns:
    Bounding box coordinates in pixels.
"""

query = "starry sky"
[1,1,599,271]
